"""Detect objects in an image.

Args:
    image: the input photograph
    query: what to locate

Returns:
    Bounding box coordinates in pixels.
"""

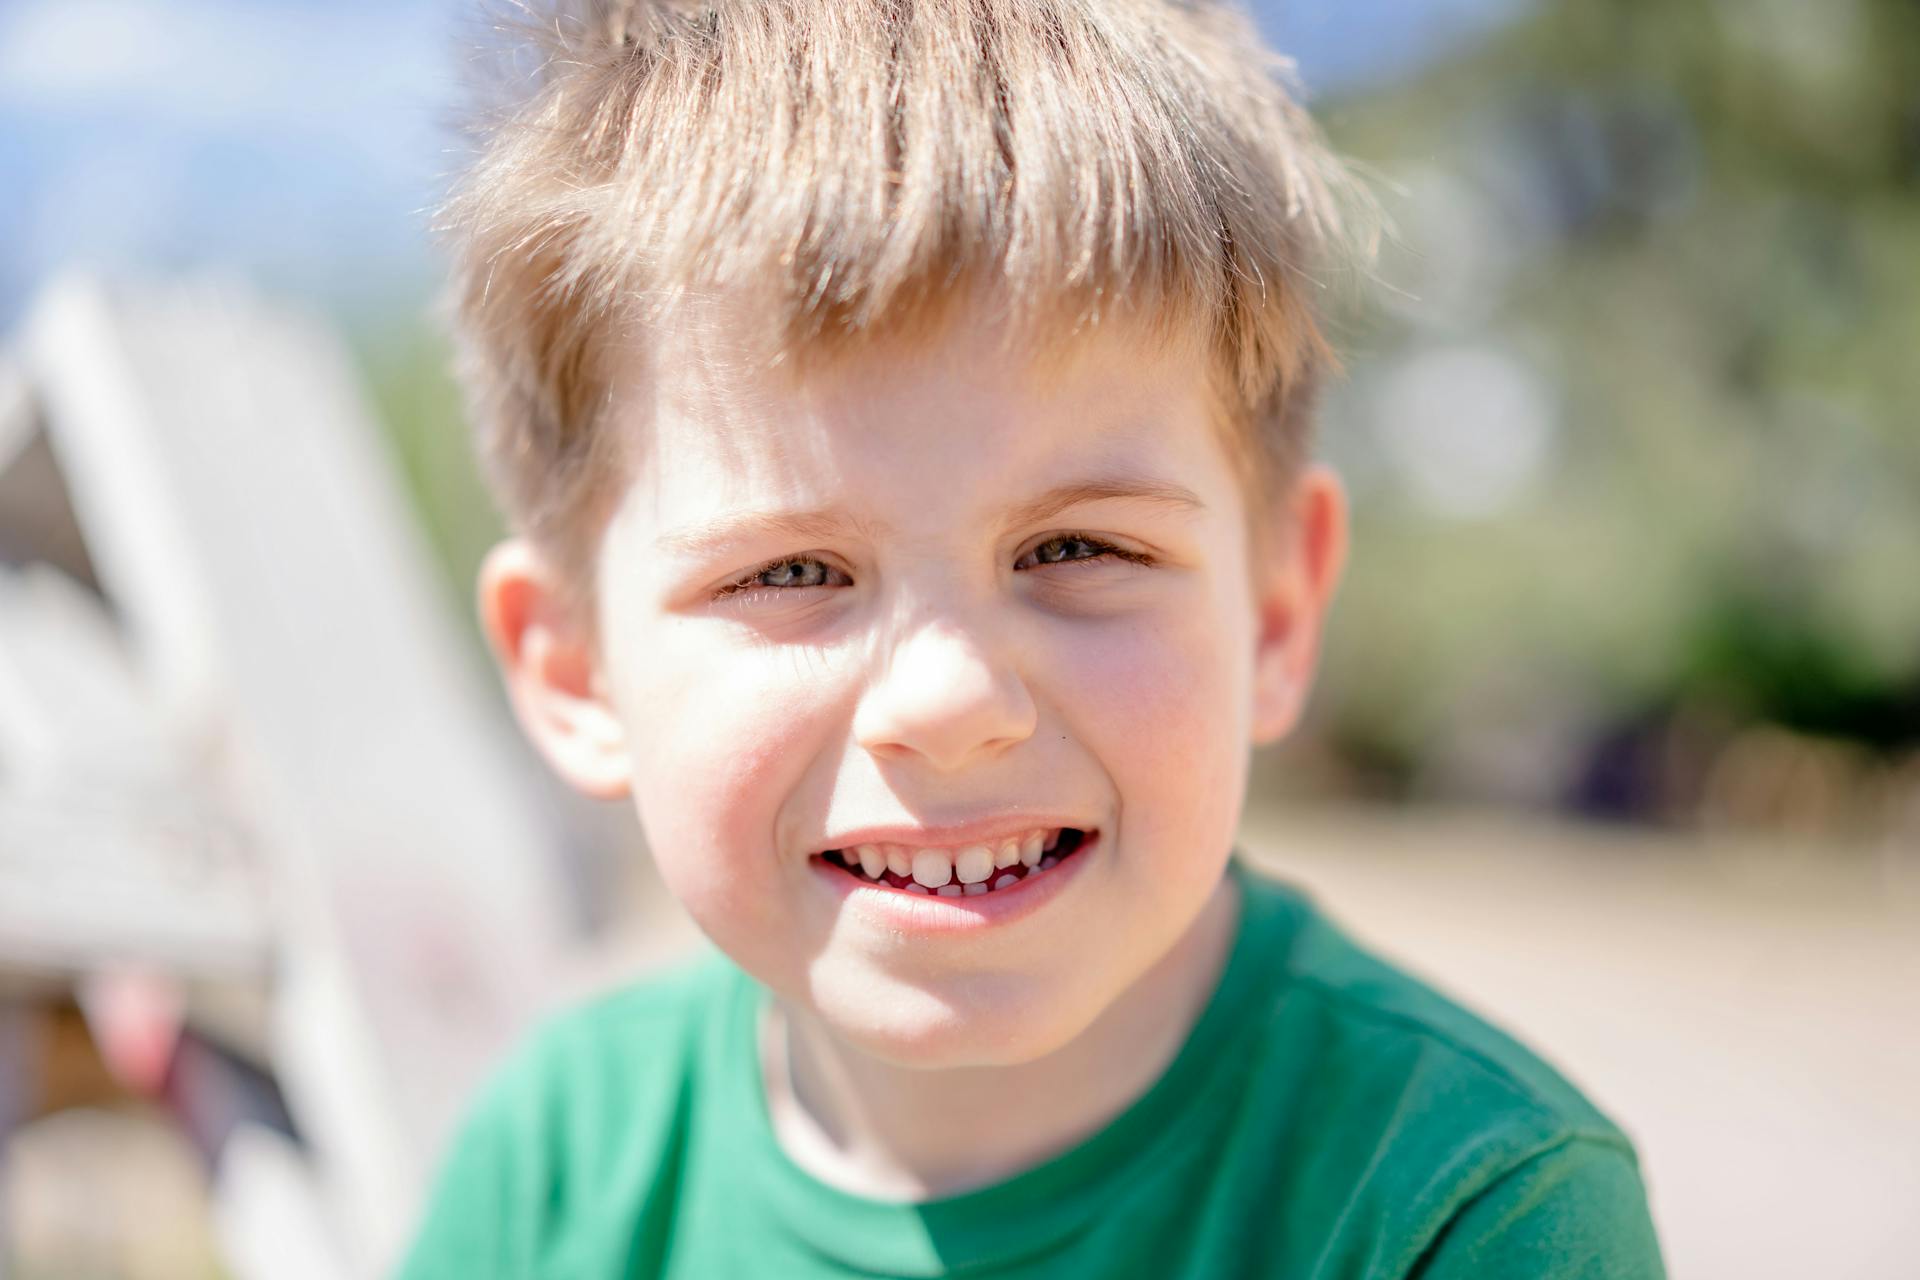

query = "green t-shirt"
[397,857,1665,1278]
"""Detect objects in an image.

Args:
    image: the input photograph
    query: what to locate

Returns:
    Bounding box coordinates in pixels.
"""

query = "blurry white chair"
[2,276,582,1277]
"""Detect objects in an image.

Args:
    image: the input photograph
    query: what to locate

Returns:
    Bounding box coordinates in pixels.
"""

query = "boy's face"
[486,304,1344,1069]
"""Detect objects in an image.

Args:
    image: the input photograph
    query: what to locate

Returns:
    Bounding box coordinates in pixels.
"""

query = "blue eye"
[716,555,850,598]
[757,559,832,588]
[1017,534,1152,570]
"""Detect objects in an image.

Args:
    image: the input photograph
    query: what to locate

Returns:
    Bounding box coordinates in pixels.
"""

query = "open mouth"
[817,827,1092,898]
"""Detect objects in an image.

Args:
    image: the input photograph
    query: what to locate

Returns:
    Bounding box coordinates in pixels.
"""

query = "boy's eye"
[716,555,850,598]
[1015,534,1151,571]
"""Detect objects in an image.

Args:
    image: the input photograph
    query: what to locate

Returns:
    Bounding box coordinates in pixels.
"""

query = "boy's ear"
[1249,464,1349,746]
[477,539,632,800]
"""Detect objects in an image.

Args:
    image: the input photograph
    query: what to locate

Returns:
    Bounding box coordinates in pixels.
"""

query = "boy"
[401,0,1666,1274]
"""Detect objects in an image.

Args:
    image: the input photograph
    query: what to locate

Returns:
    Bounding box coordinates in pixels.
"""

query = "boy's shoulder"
[471,943,734,1139]
[396,947,736,1277]
[1229,863,1658,1274]
[1253,862,1626,1142]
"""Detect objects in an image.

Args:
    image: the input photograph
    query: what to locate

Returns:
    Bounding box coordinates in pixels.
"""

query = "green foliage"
[1307,0,1920,807]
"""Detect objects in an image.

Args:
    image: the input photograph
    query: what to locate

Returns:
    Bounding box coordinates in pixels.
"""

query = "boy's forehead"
[650,326,1200,470]
[623,287,1217,446]
[602,295,1234,543]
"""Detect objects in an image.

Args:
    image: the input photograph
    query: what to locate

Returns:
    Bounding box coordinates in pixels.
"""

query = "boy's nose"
[852,619,1038,772]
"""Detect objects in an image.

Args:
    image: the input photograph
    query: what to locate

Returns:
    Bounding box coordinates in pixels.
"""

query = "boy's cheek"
[614,647,834,882]
[1053,611,1246,775]
[626,726,814,966]
[1050,613,1251,878]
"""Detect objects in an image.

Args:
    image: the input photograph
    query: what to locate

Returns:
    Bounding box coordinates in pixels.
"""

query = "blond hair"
[441,0,1369,616]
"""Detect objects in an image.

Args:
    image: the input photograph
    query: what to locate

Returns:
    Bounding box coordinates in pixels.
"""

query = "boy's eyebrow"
[997,475,1207,530]
[655,508,889,558]
[654,474,1206,557]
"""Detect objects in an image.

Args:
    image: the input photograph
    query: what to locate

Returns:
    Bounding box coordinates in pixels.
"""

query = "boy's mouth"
[816,827,1091,898]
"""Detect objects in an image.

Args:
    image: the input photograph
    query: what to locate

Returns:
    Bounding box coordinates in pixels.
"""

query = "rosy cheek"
[1056,609,1245,821]
[619,640,833,909]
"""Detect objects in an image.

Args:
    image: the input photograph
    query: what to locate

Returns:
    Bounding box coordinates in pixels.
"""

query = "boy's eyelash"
[711,535,1152,601]
[712,556,832,599]
[1022,533,1155,569]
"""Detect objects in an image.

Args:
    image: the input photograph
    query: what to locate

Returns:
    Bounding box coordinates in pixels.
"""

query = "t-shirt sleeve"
[1412,1138,1667,1280]
[390,1058,542,1280]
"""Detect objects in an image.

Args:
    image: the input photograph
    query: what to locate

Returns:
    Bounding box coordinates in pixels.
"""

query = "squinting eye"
[716,555,849,598]
[1016,534,1152,570]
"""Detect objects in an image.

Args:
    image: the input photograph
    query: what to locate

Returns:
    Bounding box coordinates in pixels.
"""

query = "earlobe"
[1248,465,1349,746]
[478,539,632,800]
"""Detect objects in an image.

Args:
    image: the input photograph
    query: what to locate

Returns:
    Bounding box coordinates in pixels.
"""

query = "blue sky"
[0,0,1529,325]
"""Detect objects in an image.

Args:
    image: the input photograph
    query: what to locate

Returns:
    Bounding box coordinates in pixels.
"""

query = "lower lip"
[808,832,1099,935]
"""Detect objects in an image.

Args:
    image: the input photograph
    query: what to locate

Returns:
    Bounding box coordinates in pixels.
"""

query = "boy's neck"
[759,870,1243,1201]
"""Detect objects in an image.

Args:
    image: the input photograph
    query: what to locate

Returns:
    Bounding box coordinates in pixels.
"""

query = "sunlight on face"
[591,306,1265,1068]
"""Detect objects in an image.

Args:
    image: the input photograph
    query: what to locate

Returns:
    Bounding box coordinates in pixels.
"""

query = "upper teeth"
[840,828,1064,887]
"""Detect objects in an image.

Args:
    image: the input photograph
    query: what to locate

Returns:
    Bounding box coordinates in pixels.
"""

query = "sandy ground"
[1237,805,1920,1280]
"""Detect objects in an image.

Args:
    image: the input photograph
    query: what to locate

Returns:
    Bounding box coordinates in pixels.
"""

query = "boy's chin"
[808,973,1098,1071]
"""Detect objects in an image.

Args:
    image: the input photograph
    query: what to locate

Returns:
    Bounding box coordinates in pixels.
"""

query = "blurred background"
[1,0,1914,1277]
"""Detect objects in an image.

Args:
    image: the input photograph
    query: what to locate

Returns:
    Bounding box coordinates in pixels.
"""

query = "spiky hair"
[441,0,1370,615]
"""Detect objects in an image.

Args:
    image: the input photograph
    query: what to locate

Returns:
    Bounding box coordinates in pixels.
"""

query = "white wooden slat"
[19,276,581,1274]
[0,355,33,472]
[0,562,266,981]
